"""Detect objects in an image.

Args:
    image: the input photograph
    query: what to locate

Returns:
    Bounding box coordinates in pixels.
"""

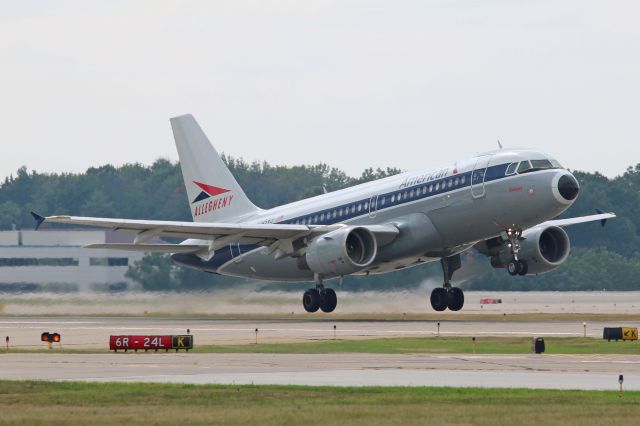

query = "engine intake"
[305,227,377,276]
[491,225,571,275]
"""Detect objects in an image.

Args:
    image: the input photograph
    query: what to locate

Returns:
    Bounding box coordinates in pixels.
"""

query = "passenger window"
[320,213,325,221]
[454,177,459,186]
[333,210,337,218]
[435,183,440,191]
[391,195,395,202]
[380,197,386,206]
[357,204,362,212]
[410,189,415,197]
[461,176,465,185]
[428,184,433,192]
[448,180,453,188]
[505,162,518,175]
[364,202,369,209]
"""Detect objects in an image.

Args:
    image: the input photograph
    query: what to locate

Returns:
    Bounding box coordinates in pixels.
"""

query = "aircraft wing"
[31,212,400,256]
[536,212,616,228]
[83,243,205,253]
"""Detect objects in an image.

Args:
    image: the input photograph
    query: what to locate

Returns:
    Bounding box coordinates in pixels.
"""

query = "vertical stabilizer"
[170,114,260,222]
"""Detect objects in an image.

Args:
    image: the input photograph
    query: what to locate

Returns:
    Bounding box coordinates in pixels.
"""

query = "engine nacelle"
[491,226,571,275]
[304,227,377,276]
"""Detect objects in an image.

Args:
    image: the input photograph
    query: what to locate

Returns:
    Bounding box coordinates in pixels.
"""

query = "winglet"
[595,209,608,227]
[30,211,46,230]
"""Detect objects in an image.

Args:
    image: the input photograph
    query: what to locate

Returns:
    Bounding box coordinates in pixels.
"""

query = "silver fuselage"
[172,148,576,282]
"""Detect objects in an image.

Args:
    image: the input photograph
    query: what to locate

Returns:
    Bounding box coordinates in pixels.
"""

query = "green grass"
[7,336,640,355]
[0,381,638,425]
[193,336,640,355]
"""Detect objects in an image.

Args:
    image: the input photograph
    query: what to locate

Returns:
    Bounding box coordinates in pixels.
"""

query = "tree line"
[0,158,637,291]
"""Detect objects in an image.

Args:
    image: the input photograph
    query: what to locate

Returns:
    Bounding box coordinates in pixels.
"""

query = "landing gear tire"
[430,288,448,312]
[303,289,320,313]
[507,260,528,276]
[507,260,519,276]
[517,260,528,276]
[319,288,337,313]
[447,287,464,311]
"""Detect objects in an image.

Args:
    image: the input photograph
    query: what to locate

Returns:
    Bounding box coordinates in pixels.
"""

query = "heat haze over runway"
[1,316,636,348]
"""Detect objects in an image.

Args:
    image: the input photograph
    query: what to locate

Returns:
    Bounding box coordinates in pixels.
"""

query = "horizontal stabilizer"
[84,243,204,253]
[31,211,46,230]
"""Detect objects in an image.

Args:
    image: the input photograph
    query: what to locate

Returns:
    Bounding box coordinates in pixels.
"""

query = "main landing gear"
[430,254,464,312]
[504,228,528,276]
[303,274,337,313]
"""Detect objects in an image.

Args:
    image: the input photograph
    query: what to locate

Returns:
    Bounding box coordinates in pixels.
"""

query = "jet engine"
[304,227,377,276]
[490,226,571,275]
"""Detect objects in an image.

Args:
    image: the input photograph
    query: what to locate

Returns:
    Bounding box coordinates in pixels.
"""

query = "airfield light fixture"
[619,374,624,396]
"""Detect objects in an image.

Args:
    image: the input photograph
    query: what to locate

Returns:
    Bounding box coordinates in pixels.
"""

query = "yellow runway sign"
[622,328,638,341]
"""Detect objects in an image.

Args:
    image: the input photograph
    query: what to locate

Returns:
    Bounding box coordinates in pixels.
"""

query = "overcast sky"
[1,1,638,180]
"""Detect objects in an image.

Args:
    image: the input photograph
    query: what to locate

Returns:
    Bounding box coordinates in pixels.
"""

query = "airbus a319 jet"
[33,115,615,312]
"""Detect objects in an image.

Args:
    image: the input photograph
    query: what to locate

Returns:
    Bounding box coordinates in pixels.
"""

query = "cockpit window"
[530,159,554,170]
[517,161,532,174]
[549,158,563,168]
[505,162,518,175]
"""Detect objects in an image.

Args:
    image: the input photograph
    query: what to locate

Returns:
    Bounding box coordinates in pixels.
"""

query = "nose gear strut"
[503,228,528,276]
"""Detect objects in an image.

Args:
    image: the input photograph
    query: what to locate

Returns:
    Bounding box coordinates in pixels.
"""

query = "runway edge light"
[619,374,624,397]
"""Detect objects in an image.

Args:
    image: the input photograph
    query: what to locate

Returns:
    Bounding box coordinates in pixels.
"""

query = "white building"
[0,230,145,292]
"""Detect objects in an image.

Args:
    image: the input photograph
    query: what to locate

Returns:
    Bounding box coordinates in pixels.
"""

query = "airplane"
[32,114,615,313]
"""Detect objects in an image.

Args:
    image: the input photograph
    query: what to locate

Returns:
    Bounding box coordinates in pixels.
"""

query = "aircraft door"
[471,155,491,198]
[368,195,378,218]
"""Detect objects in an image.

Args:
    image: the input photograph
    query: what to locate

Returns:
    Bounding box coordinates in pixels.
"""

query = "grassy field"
[0,381,639,425]
[8,336,640,355]
[194,336,640,355]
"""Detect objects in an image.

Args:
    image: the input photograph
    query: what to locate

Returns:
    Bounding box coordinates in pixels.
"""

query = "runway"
[2,316,640,390]
[1,352,637,390]
[1,316,637,348]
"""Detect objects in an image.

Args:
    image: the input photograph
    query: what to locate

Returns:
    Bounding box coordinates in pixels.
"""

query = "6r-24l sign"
[109,335,193,352]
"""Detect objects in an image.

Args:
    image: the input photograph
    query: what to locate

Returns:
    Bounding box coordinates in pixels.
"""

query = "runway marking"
[0,325,585,336]
[0,321,99,324]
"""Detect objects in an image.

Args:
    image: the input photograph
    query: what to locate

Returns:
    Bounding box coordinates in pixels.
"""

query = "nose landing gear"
[504,228,528,276]
[430,254,465,311]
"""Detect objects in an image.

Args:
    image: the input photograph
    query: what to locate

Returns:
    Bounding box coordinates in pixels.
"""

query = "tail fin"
[170,114,260,222]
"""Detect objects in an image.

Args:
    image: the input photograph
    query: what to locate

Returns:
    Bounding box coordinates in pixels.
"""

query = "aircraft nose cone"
[557,174,579,201]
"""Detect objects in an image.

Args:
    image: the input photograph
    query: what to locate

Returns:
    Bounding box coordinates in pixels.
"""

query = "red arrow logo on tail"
[193,181,230,197]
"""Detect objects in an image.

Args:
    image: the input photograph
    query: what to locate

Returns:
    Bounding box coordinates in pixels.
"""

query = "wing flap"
[84,243,204,253]
[37,214,335,240]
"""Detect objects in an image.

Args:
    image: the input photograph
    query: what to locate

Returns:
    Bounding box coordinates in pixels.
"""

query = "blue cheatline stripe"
[278,162,516,227]
[179,161,538,271]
